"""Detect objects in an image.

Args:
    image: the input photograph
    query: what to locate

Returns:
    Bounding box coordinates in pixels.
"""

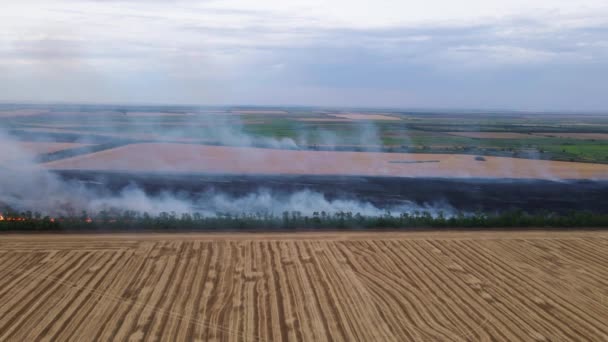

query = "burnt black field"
[54,170,608,214]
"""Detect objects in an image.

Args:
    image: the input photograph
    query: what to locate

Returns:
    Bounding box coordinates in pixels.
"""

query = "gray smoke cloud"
[0,126,450,217]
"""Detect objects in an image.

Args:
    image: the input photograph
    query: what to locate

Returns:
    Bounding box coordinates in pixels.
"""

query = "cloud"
[1,1,608,110]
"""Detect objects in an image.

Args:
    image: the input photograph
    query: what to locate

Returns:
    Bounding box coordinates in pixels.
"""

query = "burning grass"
[43,143,608,179]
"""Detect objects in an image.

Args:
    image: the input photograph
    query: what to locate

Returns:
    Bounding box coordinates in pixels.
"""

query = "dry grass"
[0,231,607,341]
[447,132,535,139]
[43,142,608,179]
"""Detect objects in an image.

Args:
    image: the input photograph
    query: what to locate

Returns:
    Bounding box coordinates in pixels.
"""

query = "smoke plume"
[0,126,449,217]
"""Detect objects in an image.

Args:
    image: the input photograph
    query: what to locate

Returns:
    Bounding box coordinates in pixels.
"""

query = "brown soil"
[0,231,606,341]
[43,143,608,179]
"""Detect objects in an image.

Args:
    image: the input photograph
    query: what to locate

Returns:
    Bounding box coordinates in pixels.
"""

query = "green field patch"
[545,144,608,162]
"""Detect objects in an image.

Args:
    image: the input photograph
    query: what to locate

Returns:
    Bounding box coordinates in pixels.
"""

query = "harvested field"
[0,231,607,341]
[447,132,535,139]
[331,113,401,120]
[44,142,608,179]
[532,132,608,140]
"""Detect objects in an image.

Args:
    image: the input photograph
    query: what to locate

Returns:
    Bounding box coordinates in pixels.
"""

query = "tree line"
[1,209,608,231]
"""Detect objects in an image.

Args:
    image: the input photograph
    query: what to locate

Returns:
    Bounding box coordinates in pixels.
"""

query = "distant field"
[0,142,91,163]
[234,110,288,115]
[447,132,535,139]
[43,142,608,179]
[294,118,352,122]
[124,112,196,117]
[330,113,401,120]
[532,132,608,140]
[0,231,607,341]
[3,105,608,164]
[17,142,90,154]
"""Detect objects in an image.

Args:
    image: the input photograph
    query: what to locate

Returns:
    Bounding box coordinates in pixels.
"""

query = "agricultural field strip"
[5,107,608,164]
[0,232,607,341]
[42,142,608,179]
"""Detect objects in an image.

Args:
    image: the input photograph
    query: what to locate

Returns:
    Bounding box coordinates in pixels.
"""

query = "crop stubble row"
[0,233,607,341]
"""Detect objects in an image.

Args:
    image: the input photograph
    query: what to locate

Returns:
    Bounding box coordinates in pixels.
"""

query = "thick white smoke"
[0,128,449,217]
[190,189,452,217]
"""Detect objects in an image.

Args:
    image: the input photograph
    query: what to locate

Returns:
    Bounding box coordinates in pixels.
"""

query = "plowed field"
[1,231,607,341]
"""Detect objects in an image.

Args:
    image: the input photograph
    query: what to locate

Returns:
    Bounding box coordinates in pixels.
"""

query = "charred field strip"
[34,142,133,163]
[54,171,608,214]
[0,231,607,341]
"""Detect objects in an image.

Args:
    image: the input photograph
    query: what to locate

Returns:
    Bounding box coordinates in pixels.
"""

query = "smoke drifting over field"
[121,112,387,151]
[0,127,443,217]
[5,109,608,218]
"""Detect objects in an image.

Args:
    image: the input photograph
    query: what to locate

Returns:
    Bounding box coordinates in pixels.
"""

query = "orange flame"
[0,214,25,222]
[0,213,60,222]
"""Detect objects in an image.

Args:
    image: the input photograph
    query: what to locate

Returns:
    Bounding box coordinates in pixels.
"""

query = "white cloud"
[444,45,559,66]
[1,0,608,109]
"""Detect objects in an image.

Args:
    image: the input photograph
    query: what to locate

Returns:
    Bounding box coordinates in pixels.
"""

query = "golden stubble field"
[43,143,608,179]
[1,231,607,341]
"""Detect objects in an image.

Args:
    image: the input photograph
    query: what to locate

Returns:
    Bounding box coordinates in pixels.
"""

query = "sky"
[1,0,608,111]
